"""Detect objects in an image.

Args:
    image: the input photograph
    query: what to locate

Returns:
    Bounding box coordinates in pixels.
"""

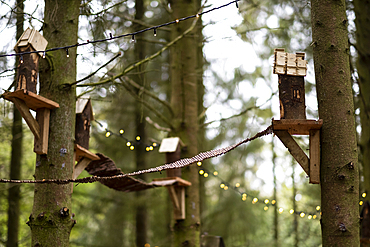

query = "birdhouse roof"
[158,137,184,153]
[14,27,48,55]
[76,98,94,120]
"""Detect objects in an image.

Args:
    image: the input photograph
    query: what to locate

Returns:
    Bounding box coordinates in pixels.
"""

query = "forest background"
[0,0,366,246]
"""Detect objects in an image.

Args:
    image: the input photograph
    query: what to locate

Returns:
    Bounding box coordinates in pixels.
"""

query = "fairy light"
[105,131,111,137]
[360,201,364,206]
[126,141,131,147]
[362,192,367,198]
[264,206,268,211]
[66,49,69,57]
[271,200,276,205]
[313,215,317,219]
[252,198,258,204]
[146,147,150,151]
[152,143,157,147]
[213,171,218,176]
[224,185,229,190]
[130,145,135,150]
[220,183,225,189]
[119,129,124,134]
[264,199,269,204]
[300,212,305,218]
[196,13,200,18]
[131,35,135,42]
[20,55,23,63]
[153,28,157,36]
[175,19,179,23]
[136,136,141,141]
[42,51,46,59]
[242,193,247,201]
[316,206,320,211]
[308,215,313,220]
[149,146,153,151]
[197,161,202,166]
[235,182,240,188]
[278,208,284,214]
[199,170,204,175]
[204,172,209,178]
[290,209,294,214]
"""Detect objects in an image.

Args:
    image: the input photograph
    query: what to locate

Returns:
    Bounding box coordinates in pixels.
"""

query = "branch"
[64,52,121,87]
[118,78,174,130]
[145,116,171,132]
[76,16,199,88]
[120,13,170,31]
[123,76,174,116]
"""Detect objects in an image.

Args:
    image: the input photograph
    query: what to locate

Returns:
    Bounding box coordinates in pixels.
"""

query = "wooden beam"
[167,185,180,211]
[274,130,310,175]
[74,144,99,162]
[272,119,323,135]
[34,108,50,154]
[151,177,192,187]
[3,89,59,111]
[12,97,40,140]
[309,129,320,184]
[73,158,91,179]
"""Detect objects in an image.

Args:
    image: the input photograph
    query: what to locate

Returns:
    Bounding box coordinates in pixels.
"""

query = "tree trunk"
[29,0,80,246]
[134,0,148,246]
[6,1,24,246]
[354,0,370,198]
[169,0,201,246]
[311,0,359,246]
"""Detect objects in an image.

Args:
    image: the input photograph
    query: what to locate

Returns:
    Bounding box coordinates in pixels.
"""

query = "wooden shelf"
[272,119,323,135]
[151,177,192,187]
[74,144,99,162]
[3,89,59,111]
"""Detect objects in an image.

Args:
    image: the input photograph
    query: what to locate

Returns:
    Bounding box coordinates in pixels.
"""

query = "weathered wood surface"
[278,75,306,120]
[3,89,59,111]
[272,119,323,135]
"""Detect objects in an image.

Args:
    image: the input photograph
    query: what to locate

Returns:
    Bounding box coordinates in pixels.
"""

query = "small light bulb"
[278,208,284,214]
[316,206,321,211]
[197,162,202,166]
[153,143,157,147]
[271,200,276,205]
[300,212,305,218]
[20,55,23,63]
[196,13,200,18]
[146,147,150,151]
[204,173,208,178]
[199,170,204,175]
[360,201,364,206]
[220,183,225,189]
[176,19,179,23]
[154,28,157,36]
[290,209,294,214]
[119,129,124,134]
[313,215,317,219]
[224,186,229,190]
[362,193,367,198]
[131,35,135,42]
[264,206,268,211]
[252,198,258,204]
[242,197,247,201]
[308,215,313,220]
[264,199,269,204]
[126,141,131,146]
[213,171,218,176]
[105,132,111,137]
[235,183,240,188]
[136,136,141,141]
[149,146,153,151]
[66,49,69,57]
[42,51,46,58]
[130,145,135,150]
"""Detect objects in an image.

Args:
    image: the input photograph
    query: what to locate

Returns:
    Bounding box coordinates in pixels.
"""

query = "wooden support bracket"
[273,119,322,184]
[151,177,191,220]
[72,144,99,180]
[3,89,59,154]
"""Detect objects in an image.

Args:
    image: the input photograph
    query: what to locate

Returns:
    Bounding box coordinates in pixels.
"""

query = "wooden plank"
[152,177,192,187]
[12,97,40,140]
[272,119,323,135]
[167,185,180,211]
[73,158,91,179]
[34,108,50,154]
[3,89,59,111]
[74,144,99,162]
[274,130,310,175]
[178,186,185,220]
[309,129,320,184]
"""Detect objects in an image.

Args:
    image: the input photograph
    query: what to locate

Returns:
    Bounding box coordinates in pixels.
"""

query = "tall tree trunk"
[354,0,370,198]
[311,0,359,246]
[6,1,24,246]
[29,0,80,246]
[272,139,278,247]
[291,158,298,247]
[169,0,201,246]
[134,0,148,246]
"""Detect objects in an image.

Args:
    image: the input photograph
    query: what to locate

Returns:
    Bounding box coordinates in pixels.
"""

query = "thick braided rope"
[0,125,272,185]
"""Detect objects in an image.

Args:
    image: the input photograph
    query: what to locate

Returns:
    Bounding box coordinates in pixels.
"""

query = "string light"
[153,28,157,37]
[119,129,124,134]
[300,212,305,218]
[126,141,131,146]
[264,206,269,211]
[316,206,320,211]
[42,51,46,59]
[197,161,202,166]
[66,49,69,58]
[1,0,243,63]
[290,209,295,214]
[362,192,367,198]
[360,201,364,206]
[271,200,276,205]
[224,185,229,190]
[204,172,209,178]
[220,183,225,189]
[264,199,269,204]
[308,215,313,220]
[130,145,135,150]
[136,136,141,141]
[252,198,258,204]
[131,35,135,42]
[235,182,240,188]
[199,170,204,175]
[20,55,23,64]
[213,171,218,176]
[105,131,111,137]
[278,208,284,214]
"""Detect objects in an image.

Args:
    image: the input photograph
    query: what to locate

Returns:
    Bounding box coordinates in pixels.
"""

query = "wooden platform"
[3,89,59,111]
[74,144,100,162]
[272,119,323,135]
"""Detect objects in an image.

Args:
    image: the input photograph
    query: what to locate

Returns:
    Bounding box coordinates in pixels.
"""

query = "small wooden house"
[14,28,48,93]
[75,98,94,150]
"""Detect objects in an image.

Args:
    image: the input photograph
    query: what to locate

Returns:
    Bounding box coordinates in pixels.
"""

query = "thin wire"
[0,0,241,59]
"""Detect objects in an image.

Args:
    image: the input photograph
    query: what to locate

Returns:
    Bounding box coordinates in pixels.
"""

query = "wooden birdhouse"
[152,137,191,220]
[3,29,58,155]
[272,48,322,184]
[75,98,94,150]
[14,28,48,93]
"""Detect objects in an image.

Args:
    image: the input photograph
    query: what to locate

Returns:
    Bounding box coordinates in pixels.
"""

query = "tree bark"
[7,0,24,246]
[134,0,148,246]
[169,0,201,246]
[29,0,80,246]
[311,0,359,246]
